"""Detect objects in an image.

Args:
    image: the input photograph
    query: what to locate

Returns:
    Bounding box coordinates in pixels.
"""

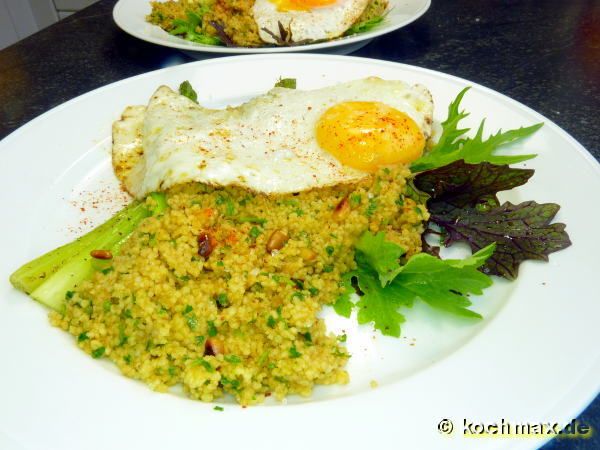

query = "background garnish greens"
[168,10,221,45]
[147,0,388,48]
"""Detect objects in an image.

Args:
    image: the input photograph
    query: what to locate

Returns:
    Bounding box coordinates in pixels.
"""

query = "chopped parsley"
[258,351,269,366]
[224,355,241,364]
[77,332,89,342]
[237,216,267,225]
[366,198,378,217]
[91,347,105,359]
[325,246,335,256]
[214,405,224,412]
[249,226,262,240]
[350,193,362,207]
[183,305,198,330]
[117,324,128,346]
[216,193,236,216]
[288,345,302,359]
[194,358,215,372]
[221,375,241,391]
[215,293,229,307]
[207,320,218,337]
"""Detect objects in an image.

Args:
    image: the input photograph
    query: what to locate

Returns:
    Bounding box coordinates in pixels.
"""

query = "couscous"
[50,165,427,405]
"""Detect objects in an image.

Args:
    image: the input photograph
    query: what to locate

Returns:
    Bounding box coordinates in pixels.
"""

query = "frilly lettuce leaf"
[410,87,542,172]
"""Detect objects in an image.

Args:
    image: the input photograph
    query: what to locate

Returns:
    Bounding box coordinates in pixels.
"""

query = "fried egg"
[112,77,433,198]
[253,0,370,43]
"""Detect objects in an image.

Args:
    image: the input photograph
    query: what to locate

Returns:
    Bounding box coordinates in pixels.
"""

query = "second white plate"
[113,0,431,55]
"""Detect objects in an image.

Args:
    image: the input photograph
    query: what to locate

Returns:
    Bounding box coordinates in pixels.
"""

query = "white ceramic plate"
[113,0,431,55]
[0,55,598,450]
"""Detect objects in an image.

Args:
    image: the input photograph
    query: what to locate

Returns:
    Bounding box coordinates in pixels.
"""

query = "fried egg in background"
[253,0,371,43]
[112,77,433,198]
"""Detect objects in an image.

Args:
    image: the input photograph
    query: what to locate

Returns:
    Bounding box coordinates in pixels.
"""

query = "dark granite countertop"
[0,0,598,448]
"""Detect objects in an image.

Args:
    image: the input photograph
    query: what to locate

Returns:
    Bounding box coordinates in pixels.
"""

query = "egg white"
[253,0,370,44]
[112,77,433,199]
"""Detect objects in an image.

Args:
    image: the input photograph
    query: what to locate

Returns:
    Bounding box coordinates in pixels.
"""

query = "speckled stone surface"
[0,0,598,447]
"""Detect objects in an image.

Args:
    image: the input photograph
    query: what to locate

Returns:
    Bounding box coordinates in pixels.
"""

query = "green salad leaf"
[274,78,297,89]
[413,160,533,210]
[338,231,494,337]
[169,11,221,46]
[355,266,412,337]
[390,246,494,319]
[333,274,354,318]
[410,88,542,172]
[427,200,571,280]
[178,81,198,103]
[344,15,385,36]
[354,231,405,286]
[413,160,572,279]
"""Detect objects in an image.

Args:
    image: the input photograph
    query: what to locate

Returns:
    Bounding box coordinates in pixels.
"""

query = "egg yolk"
[270,0,337,11]
[316,101,425,172]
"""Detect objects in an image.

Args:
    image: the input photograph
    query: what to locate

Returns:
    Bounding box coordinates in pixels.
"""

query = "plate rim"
[112,0,432,54]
